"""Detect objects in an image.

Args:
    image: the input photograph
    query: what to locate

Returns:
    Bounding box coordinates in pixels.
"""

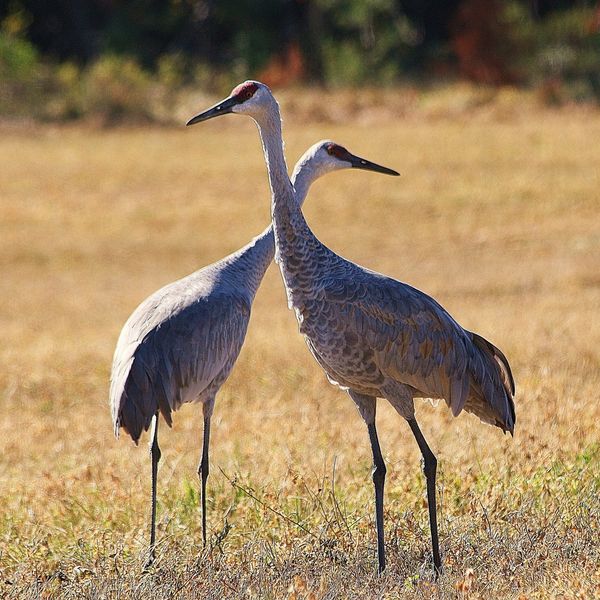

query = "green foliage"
[507,2,600,102]
[317,0,416,85]
[156,53,186,89]
[49,62,84,119]
[0,27,44,118]
[83,55,153,122]
[0,31,38,78]
[2,1,600,122]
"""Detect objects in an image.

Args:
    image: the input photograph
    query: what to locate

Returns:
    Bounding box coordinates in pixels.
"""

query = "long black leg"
[407,418,442,576]
[197,414,211,547]
[144,413,161,569]
[367,421,387,574]
[348,391,386,575]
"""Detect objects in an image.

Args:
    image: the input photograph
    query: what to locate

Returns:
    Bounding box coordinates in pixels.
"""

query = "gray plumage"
[109,137,397,565]
[188,80,516,576]
[109,139,395,442]
[110,233,265,442]
[291,262,516,432]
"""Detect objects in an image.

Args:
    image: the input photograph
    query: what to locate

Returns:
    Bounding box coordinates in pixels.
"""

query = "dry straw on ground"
[0,93,599,598]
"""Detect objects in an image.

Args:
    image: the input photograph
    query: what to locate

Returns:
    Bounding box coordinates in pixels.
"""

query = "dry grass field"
[0,97,599,598]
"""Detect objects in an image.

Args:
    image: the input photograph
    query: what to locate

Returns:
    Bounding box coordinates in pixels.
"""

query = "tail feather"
[113,354,174,444]
[472,332,515,395]
[467,331,516,434]
[116,392,149,444]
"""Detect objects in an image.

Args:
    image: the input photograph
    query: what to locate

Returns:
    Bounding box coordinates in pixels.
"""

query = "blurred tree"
[450,0,518,84]
[508,1,600,101]
[0,0,598,92]
[0,0,102,62]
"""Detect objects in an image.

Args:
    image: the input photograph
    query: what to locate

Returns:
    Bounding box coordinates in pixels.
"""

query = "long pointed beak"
[348,153,399,176]
[186,96,238,126]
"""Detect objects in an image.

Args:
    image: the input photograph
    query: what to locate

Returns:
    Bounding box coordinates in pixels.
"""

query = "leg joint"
[422,452,436,478]
[372,461,387,485]
[150,442,161,462]
[198,460,209,479]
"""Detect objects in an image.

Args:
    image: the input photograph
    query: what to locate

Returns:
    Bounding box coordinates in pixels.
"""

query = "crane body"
[187,80,516,576]
[110,137,398,567]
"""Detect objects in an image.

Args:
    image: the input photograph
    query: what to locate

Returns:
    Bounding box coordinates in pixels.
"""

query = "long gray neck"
[290,156,316,205]
[224,112,315,300]
[222,224,274,298]
[251,106,314,284]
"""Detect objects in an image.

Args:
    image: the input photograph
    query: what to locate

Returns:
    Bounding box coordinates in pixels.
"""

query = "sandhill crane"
[187,80,516,576]
[110,139,398,567]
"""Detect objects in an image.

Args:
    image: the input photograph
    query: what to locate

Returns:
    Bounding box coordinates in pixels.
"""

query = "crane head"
[308,140,399,177]
[186,80,274,125]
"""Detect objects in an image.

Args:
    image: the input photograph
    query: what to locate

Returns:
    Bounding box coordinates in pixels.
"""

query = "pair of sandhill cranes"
[110,80,515,576]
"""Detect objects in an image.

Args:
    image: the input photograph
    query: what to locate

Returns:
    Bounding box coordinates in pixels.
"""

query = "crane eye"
[231,81,259,103]
[326,144,347,159]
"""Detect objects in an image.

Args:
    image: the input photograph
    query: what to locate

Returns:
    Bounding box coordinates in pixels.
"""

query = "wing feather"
[320,267,515,432]
[110,291,251,443]
[322,276,469,405]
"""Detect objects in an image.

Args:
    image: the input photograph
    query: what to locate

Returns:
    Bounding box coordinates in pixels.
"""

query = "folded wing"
[323,271,515,433]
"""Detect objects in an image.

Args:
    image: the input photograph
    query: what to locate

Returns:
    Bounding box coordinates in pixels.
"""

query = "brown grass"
[0,98,599,599]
